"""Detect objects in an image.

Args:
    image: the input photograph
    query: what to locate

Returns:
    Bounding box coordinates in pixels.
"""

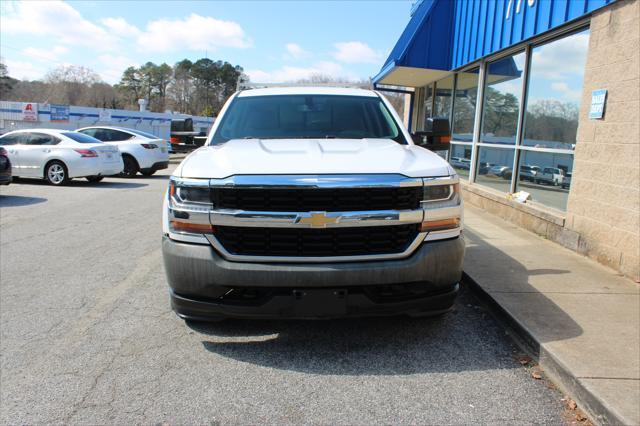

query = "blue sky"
[0,0,413,84]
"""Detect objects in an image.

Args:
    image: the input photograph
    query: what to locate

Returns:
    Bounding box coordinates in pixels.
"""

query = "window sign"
[50,104,70,122]
[589,89,607,119]
[22,103,38,122]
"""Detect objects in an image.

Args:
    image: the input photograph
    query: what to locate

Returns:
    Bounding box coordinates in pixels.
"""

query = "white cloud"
[332,41,382,64]
[0,0,115,49]
[22,46,69,62]
[245,69,272,82]
[101,17,141,38]
[246,61,356,83]
[550,82,581,101]
[530,33,589,80]
[4,59,44,81]
[284,43,309,60]
[136,14,251,53]
[97,54,138,84]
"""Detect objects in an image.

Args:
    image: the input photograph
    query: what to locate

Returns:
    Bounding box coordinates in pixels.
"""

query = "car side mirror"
[411,117,451,151]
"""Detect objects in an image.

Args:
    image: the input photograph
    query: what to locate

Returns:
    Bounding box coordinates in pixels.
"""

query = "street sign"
[589,89,607,119]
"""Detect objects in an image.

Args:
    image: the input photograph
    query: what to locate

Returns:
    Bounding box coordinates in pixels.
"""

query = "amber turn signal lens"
[419,218,460,232]
[170,221,214,233]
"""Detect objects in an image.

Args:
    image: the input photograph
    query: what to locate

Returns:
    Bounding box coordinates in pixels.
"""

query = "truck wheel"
[141,170,156,177]
[120,155,138,178]
[45,161,69,185]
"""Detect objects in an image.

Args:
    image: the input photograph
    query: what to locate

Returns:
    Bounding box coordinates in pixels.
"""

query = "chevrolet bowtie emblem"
[297,212,339,228]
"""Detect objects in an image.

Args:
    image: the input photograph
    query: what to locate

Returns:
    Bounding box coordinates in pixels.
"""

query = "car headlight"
[168,177,213,234]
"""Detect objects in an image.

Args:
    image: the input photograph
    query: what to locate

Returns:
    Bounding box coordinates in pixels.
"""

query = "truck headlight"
[423,183,457,202]
[420,176,462,233]
[168,177,213,234]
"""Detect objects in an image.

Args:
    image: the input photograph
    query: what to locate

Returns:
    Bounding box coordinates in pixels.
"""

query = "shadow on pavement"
[10,178,148,189]
[0,195,47,207]
[462,227,583,346]
[135,175,170,180]
[189,288,526,375]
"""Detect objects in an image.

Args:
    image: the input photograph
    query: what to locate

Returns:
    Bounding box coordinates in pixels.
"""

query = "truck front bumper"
[162,235,465,320]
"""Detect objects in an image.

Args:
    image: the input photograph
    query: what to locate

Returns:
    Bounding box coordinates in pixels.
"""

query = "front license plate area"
[292,289,347,317]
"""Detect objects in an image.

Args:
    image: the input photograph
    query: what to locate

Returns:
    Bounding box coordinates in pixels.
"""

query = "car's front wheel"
[86,176,104,183]
[45,161,69,185]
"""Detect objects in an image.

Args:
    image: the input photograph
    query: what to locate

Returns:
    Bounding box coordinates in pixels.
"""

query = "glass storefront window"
[516,151,573,211]
[434,75,454,119]
[475,147,515,192]
[522,29,590,149]
[452,68,479,142]
[449,144,472,178]
[423,84,433,122]
[480,52,526,145]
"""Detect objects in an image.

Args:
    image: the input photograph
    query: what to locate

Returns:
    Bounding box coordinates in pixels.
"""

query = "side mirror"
[411,117,451,151]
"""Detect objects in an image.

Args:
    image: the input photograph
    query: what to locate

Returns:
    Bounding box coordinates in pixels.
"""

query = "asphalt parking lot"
[1,167,567,424]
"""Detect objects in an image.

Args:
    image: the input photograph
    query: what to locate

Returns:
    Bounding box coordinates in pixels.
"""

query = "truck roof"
[237,86,379,98]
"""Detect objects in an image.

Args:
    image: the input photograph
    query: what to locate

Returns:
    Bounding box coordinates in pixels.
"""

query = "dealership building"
[375,0,639,280]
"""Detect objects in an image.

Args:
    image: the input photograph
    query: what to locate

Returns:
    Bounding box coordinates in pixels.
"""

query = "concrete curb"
[462,272,622,426]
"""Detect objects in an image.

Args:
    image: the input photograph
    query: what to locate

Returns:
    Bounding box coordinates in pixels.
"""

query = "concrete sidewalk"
[463,204,640,425]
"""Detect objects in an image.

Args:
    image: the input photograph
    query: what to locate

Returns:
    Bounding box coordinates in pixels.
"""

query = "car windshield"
[125,128,159,139]
[63,132,103,143]
[211,94,406,144]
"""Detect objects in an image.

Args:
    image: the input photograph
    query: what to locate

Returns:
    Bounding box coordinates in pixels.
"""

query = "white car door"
[0,133,27,176]
[19,132,60,177]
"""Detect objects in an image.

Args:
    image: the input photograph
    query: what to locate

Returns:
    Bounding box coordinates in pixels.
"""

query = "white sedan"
[0,129,123,185]
[76,126,169,177]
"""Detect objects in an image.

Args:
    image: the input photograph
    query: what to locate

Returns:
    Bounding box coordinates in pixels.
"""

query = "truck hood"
[176,138,454,179]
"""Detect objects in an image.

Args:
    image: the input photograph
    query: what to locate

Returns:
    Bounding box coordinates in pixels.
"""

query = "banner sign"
[99,109,112,122]
[50,104,70,122]
[22,102,38,122]
[589,89,607,119]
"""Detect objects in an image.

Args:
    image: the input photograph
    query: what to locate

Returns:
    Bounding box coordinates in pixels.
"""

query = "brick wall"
[567,0,640,280]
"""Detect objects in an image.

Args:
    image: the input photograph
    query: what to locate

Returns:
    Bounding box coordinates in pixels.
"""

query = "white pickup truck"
[162,87,465,321]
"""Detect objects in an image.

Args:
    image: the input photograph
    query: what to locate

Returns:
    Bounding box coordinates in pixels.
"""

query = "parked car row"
[0,126,170,185]
[449,157,570,189]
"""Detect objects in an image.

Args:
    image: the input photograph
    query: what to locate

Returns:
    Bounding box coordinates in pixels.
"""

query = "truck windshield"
[211,95,406,144]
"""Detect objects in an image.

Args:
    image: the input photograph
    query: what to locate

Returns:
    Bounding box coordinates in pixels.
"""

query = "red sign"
[22,103,38,122]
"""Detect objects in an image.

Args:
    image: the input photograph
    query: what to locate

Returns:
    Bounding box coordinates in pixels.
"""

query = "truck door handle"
[43,149,51,153]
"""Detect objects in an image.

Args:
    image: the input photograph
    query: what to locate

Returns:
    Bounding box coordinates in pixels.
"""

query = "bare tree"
[44,65,101,105]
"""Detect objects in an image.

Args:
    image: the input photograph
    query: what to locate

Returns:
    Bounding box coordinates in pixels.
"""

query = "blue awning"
[373,0,455,87]
[376,0,611,89]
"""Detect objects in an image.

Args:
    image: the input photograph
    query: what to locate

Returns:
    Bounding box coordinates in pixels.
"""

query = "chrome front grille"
[210,186,423,212]
[200,174,429,262]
